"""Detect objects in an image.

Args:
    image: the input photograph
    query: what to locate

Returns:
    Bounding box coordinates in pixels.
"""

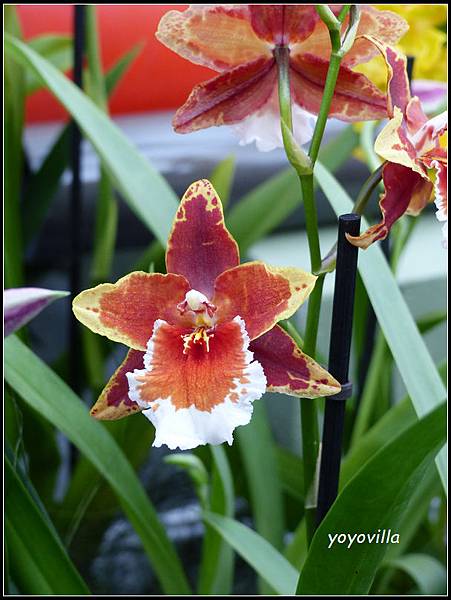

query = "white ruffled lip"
[126,316,267,450]
[231,93,316,152]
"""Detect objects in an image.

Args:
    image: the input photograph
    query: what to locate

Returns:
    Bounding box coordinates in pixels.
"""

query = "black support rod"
[316,213,361,526]
[69,5,86,392]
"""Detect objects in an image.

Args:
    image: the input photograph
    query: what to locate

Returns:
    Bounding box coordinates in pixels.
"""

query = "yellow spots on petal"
[182,327,214,354]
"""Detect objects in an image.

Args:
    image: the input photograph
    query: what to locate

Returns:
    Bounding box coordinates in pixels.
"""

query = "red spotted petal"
[127,317,267,450]
[293,7,407,68]
[374,105,427,176]
[90,350,145,420]
[166,179,239,298]
[347,162,433,249]
[212,261,317,340]
[250,325,340,398]
[72,272,190,350]
[290,54,387,121]
[360,35,411,116]
[156,6,271,71]
[173,57,276,133]
[249,5,319,45]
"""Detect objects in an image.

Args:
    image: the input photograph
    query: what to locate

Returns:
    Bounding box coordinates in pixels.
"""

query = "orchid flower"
[4,287,69,337]
[348,38,448,249]
[156,5,407,151]
[73,180,340,450]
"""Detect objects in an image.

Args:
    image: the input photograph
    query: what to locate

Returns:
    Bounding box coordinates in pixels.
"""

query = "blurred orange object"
[18,5,215,123]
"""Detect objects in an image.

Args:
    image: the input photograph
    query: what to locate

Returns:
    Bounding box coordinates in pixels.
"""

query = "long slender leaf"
[236,400,285,594]
[23,43,142,244]
[26,35,72,94]
[204,512,298,595]
[315,160,447,487]
[198,445,235,595]
[227,125,358,252]
[297,403,446,594]
[382,553,446,595]
[4,335,190,594]
[5,456,89,595]
[209,155,236,210]
[5,9,25,288]
[85,6,117,284]
[6,34,178,244]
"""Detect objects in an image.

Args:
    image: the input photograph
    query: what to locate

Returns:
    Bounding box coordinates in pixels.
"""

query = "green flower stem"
[275,6,351,544]
[85,6,118,285]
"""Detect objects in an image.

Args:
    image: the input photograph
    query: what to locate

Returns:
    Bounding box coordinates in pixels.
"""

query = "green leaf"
[209,155,236,210]
[5,455,89,595]
[341,396,416,487]
[23,42,142,245]
[5,9,25,288]
[198,445,235,595]
[85,6,117,284]
[227,125,358,253]
[297,402,446,594]
[4,335,190,594]
[236,401,285,594]
[165,453,209,507]
[315,161,447,487]
[26,35,72,94]
[104,42,144,97]
[382,553,446,595]
[5,34,178,245]
[276,446,304,502]
[204,512,298,595]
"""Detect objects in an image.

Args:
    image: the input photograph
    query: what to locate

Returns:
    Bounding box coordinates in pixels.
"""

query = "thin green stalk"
[275,6,355,544]
[319,164,384,274]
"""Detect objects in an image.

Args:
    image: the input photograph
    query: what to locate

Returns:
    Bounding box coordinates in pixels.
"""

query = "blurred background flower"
[356,4,447,113]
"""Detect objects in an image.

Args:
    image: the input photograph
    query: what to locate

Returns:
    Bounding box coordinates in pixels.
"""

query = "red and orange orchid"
[156,5,408,150]
[73,180,340,450]
[347,38,448,249]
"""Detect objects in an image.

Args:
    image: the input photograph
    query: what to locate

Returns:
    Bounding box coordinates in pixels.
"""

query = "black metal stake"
[69,5,85,393]
[316,214,361,526]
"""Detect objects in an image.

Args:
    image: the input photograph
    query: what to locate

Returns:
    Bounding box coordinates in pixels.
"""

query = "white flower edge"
[232,95,316,152]
[126,316,267,450]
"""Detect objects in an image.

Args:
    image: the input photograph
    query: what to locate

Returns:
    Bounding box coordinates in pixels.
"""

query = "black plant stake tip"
[316,213,361,527]
[69,5,86,393]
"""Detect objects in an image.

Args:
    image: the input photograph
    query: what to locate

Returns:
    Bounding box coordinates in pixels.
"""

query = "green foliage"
[5,336,190,594]
[3,10,446,596]
[297,403,446,594]
[5,454,89,595]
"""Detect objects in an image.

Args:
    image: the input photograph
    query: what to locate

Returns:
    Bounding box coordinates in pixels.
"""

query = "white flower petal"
[232,96,316,152]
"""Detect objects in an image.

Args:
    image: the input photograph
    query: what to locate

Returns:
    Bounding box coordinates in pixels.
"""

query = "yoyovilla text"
[327,529,400,549]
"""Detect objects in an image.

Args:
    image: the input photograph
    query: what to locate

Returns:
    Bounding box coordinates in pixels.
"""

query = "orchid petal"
[249,5,319,45]
[232,90,316,152]
[90,349,145,420]
[4,287,68,337]
[127,317,266,450]
[347,162,433,249]
[290,54,387,122]
[166,179,239,298]
[213,261,317,341]
[172,58,276,134]
[360,35,411,116]
[72,272,191,350]
[431,160,448,248]
[374,105,429,177]
[293,6,407,68]
[250,325,340,398]
[156,5,271,71]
